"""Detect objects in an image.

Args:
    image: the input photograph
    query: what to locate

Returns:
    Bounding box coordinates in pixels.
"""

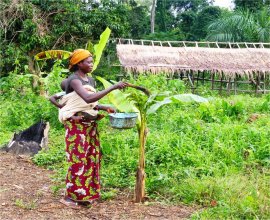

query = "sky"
[213,0,235,9]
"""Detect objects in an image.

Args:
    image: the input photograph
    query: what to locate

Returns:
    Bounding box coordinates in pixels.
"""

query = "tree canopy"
[1,0,270,76]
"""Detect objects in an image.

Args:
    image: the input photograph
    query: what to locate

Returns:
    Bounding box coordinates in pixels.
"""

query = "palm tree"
[206,7,270,43]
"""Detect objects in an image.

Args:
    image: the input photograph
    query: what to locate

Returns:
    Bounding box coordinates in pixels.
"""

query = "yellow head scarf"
[69,49,92,70]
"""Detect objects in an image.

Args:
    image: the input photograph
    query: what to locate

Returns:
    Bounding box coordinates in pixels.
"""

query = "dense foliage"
[3,0,270,78]
[1,0,270,219]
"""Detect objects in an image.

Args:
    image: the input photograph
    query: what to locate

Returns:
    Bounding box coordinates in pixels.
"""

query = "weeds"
[14,198,37,210]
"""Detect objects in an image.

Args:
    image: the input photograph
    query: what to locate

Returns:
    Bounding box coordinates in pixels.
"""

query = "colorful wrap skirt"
[64,119,101,202]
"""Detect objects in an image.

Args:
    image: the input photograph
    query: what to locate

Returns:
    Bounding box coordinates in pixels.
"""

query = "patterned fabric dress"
[64,118,101,202]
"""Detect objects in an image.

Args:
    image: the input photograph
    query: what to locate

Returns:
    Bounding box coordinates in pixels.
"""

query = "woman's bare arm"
[70,79,128,103]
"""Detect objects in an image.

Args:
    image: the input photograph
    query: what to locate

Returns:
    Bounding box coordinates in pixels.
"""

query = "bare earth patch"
[0,152,196,220]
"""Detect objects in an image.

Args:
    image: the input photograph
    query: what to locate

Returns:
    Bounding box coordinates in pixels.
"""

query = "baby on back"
[49,79,99,123]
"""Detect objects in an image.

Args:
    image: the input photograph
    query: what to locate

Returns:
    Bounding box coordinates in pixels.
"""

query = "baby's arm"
[49,92,65,109]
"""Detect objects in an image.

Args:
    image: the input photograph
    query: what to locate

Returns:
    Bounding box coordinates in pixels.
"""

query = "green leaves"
[96,76,139,113]
[147,93,208,115]
[170,94,209,103]
[207,8,270,42]
[34,50,72,61]
[91,27,111,73]
[97,76,208,122]
[146,96,172,115]
[34,27,111,72]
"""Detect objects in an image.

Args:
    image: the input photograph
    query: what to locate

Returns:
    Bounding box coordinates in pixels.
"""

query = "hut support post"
[192,71,195,93]
[227,78,231,95]
[219,73,223,95]
[202,71,205,85]
[263,73,266,94]
[196,71,199,88]
[211,73,214,90]
[234,78,237,95]
[188,72,195,93]
[255,76,259,94]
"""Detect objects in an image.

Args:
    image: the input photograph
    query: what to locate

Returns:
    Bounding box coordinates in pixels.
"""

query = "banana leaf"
[146,98,172,115]
[147,93,208,115]
[34,50,71,60]
[91,27,111,73]
[86,41,94,54]
[170,94,209,103]
[96,76,139,114]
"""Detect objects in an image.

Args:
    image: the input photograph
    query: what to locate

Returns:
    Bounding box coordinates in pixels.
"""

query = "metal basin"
[109,113,138,129]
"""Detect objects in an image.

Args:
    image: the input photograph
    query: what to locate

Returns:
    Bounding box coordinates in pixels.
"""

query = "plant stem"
[134,113,148,203]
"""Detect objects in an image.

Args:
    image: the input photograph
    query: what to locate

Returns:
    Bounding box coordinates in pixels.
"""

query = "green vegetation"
[1,73,269,219]
[1,0,270,218]
[14,198,37,210]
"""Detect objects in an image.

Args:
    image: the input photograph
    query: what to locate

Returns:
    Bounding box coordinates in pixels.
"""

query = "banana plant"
[87,27,111,73]
[96,76,208,203]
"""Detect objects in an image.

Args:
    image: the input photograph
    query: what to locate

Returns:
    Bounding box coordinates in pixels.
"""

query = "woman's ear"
[77,61,83,67]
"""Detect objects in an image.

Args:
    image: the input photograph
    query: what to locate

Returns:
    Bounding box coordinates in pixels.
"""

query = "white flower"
[66,183,73,189]
[75,166,84,176]
[74,188,86,195]
[79,134,86,144]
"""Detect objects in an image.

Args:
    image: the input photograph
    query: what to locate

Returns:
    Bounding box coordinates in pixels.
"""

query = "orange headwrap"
[68,49,92,70]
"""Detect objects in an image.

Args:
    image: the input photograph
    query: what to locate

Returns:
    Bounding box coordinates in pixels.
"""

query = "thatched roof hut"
[116,41,270,78]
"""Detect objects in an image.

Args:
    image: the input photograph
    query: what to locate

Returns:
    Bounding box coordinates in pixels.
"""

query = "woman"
[59,49,128,208]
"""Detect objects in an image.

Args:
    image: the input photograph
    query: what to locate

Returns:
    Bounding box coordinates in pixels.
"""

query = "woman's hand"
[112,81,129,90]
[106,106,116,113]
[95,105,116,113]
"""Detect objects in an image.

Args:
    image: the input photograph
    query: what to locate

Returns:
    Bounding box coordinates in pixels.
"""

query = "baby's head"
[61,79,68,91]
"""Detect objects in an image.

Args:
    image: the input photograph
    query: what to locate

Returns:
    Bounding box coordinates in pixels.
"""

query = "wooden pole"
[202,71,205,85]
[234,77,237,95]
[263,72,266,94]
[256,74,260,95]
[196,71,199,88]
[211,73,214,90]
[227,78,231,95]
[219,72,223,95]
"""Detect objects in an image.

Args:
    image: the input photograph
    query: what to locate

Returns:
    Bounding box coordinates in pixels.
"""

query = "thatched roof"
[116,43,270,77]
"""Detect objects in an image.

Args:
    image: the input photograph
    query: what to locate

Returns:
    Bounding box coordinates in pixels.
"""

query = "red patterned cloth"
[64,119,101,202]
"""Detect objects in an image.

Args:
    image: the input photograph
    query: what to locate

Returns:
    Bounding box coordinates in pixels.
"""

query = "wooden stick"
[127,83,151,96]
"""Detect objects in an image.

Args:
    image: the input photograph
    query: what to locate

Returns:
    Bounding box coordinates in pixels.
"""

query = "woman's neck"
[75,71,88,81]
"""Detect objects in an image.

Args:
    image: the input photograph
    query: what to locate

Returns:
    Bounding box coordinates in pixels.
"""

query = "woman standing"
[59,49,128,208]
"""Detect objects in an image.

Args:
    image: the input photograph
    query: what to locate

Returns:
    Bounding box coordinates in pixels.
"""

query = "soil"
[0,152,196,220]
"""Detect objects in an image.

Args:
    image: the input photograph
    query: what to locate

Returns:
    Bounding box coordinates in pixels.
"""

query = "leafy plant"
[87,27,111,73]
[96,76,208,202]
[34,50,71,61]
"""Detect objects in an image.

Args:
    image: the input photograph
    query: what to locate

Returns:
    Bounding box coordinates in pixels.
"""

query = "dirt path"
[0,152,196,220]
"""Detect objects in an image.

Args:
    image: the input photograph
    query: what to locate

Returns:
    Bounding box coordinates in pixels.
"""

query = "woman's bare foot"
[59,197,81,209]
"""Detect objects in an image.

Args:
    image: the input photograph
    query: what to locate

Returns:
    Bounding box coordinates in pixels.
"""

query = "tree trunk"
[134,115,148,203]
[150,0,157,33]
[27,53,44,96]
